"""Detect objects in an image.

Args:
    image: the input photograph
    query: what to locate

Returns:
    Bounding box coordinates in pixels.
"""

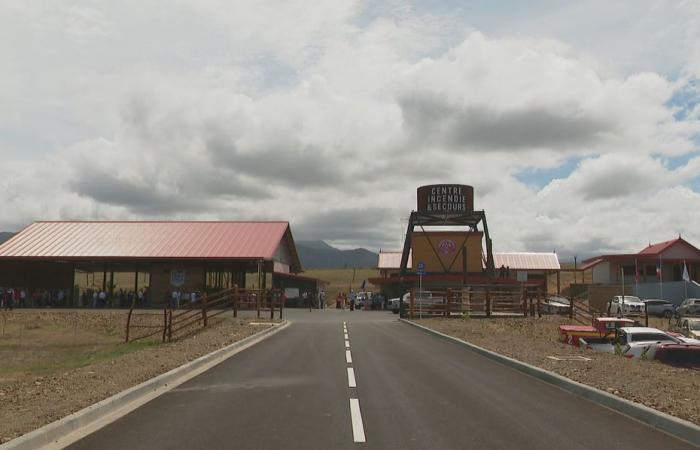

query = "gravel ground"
[0,311,275,443]
[418,316,700,425]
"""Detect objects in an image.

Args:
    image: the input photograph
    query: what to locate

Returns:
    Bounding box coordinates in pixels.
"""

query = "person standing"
[5,288,14,311]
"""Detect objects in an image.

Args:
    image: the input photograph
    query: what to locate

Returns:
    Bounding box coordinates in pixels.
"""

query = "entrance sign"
[417,261,426,275]
[417,184,474,213]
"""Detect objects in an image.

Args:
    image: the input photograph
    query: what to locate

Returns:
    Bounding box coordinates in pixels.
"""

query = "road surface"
[68,310,695,449]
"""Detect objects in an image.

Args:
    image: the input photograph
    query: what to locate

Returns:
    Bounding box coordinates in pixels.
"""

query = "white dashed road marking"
[347,367,357,388]
[345,340,350,348]
[346,349,352,364]
[349,399,366,443]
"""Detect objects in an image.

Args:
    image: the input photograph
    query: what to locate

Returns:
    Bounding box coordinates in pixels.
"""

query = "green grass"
[0,340,160,376]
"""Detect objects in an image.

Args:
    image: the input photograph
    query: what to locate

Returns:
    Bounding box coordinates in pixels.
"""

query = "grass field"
[0,311,158,381]
[303,268,380,304]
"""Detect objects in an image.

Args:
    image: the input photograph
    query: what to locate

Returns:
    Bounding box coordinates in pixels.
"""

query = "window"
[630,333,676,343]
[645,265,657,276]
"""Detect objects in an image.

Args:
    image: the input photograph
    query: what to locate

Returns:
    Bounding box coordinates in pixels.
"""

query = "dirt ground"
[0,310,275,443]
[418,315,700,425]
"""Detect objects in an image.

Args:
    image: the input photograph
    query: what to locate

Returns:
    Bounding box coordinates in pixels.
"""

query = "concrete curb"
[1,320,290,450]
[400,318,700,447]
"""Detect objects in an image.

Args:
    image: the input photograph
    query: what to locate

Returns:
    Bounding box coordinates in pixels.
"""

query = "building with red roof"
[580,237,700,285]
[0,221,316,306]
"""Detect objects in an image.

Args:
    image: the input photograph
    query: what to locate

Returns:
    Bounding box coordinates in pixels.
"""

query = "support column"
[556,271,561,295]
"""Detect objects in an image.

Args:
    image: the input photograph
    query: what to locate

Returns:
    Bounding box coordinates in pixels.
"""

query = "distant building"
[581,237,700,285]
[0,221,320,306]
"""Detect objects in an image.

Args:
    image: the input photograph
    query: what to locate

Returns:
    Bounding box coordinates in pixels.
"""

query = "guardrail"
[125,286,284,343]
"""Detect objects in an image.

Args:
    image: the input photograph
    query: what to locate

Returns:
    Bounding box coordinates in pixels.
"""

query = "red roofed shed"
[0,221,311,307]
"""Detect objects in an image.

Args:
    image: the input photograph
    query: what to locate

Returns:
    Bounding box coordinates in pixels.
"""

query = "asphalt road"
[68,310,695,449]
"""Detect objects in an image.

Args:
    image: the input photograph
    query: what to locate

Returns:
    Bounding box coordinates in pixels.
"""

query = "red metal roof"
[638,237,700,255]
[492,252,561,271]
[0,221,294,261]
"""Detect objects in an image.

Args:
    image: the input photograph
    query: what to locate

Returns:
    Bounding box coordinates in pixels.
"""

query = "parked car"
[389,297,401,314]
[606,295,645,316]
[642,299,675,318]
[677,298,700,317]
[617,327,682,359]
[543,296,570,315]
[671,318,700,339]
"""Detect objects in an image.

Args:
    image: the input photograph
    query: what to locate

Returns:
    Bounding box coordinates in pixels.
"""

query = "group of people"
[0,287,69,310]
[165,289,199,309]
[80,288,149,309]
[0,286,155,310]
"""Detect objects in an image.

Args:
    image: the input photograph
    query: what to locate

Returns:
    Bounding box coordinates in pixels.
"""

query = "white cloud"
[0,1,699,258]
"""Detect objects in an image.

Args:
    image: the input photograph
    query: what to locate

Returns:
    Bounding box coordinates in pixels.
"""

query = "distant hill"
[0,232,15,245]
[296,240,378,269]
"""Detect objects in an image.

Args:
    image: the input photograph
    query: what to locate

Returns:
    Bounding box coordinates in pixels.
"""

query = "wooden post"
[537,290,542,318]
[270,290,275,320]
[162,307,168,342]
[556,271,561,295]
[125,307,133,343]
[644,302,649,327]
[202,295,208,327]
[530,296,535,317]
[569,293,574,319]
[109,270,114,306]
[409,289,415,319]
[233,284,239,318]
[446,289,452,317]
[486,288,491,318]
[167,309,172,341]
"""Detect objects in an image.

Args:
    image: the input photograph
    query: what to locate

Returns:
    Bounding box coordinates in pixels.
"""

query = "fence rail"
[405,286,545,319]
[125,286,284,343]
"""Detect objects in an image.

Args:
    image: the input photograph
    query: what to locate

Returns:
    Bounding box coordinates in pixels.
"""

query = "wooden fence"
[405,286,545,319]
[125,286,284,343]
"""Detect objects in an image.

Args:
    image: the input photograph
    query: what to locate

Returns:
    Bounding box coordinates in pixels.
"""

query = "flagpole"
[659,255,663,299]
[635,259,638,297]
[684,260,689,300]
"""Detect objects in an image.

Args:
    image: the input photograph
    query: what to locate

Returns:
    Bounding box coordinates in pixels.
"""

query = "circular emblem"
[438,239,457,256]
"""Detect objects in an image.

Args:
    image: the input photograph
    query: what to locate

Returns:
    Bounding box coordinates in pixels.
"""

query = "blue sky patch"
[514,156,584,190]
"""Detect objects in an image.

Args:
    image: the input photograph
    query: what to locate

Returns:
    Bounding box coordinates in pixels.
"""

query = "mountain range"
[296,240,378,269]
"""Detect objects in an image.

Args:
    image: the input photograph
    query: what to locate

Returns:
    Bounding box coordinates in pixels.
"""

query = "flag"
[683,261,690,282]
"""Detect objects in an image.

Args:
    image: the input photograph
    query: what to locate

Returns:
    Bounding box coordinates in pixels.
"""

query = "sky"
[1,0,700,260]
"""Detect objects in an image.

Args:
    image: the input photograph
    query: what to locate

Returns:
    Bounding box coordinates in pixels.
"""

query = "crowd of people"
[0,286,152,310]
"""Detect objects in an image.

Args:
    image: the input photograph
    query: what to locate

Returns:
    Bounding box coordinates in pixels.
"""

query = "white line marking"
[349,398,366,443]
[346,350,352,364]
[345,340,350,348]
[344,333,349,339]
[347,367,357,388]
[343,321,346,326]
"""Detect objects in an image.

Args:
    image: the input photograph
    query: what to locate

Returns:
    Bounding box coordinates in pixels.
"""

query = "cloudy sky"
[1,1,699,259]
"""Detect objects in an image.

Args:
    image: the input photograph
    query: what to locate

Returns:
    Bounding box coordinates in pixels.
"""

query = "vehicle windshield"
[629,333,678,343]
[621,296,641,302]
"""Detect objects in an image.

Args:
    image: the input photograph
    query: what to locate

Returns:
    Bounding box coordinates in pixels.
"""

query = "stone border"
[1,320,290,450]
[400,319,700,447]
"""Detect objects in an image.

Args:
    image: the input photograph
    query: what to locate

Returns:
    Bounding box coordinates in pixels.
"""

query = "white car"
[617,327,682,359]
[607,295,645,316]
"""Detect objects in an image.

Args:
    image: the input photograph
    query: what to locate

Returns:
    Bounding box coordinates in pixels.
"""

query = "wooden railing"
[569,292,598,325]
[125,286,284,343]
[405,286,543,319]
